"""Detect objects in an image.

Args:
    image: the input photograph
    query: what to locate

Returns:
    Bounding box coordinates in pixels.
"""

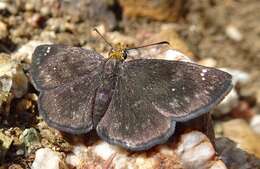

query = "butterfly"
[30,30,232,151]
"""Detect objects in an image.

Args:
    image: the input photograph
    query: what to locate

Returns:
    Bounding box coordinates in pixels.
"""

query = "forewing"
[96,75,176,151]
[113,59,232,122]
[38,74,101,134]
[31,44,104,90]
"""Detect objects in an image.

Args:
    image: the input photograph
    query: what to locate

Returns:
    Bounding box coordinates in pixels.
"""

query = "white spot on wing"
[195,94,200,98]
[209,86,214,90]
[43,46,51,56]
[184,97,190,103]
[46,46,51,53]
[201,69,208,80]
[202,69,208,73]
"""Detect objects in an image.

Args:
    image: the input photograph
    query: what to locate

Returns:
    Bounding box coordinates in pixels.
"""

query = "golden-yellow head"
[93,28,169,61]
[108,43,128,61]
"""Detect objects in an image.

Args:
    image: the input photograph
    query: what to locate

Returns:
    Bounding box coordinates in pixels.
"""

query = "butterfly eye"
[123,50,128,60]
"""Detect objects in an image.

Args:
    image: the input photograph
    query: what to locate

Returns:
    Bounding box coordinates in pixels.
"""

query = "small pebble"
[12,70,28,98]
[250,115,260,135]
[16,149,25,156]
[225,25,243,42]
[93,141,120,160]
[164,49,193,62]
[0,21,8,39]
[0,131,13,158]
[65,144,87,167]
[0,2,8,10]
[66,131,226,169]
[214,88,239,116]
[0,77,12,107]
[214,68,251,116]
[31,148,61,169]
[220,68,250,86]
[198,58,217,67]
[20,128,41,153]
[175,131,227,169]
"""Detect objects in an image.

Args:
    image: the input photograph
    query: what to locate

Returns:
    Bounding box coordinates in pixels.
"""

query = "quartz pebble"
[0,132,13,162]
[220,68,250,86]
[0,21,8,39]
[198,58,217,67]
[31,148,61,169]
[225,25,243,42]
[66,131,227,169]
[214,68,251,116]
[250,115,260,135]
[176,131,227,169]
[214,88,239,115]
[164,49,194,62]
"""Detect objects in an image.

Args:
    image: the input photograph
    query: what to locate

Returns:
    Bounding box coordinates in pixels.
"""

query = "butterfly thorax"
[108,43,128,61]
[92,58,120,127]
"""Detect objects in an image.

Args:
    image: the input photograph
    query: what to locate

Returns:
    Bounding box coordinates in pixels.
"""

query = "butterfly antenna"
[93,28,114,49]
[125,41,170,50]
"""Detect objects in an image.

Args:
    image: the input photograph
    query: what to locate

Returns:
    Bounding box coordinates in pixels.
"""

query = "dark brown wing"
[38,75,101,134]
[96,60,180,150]
[38,76,100,134]
[96,59,232,150]
[31,44,105,134]
[31,44,105,90]
[96,84,176,150]
[118,59,232,121]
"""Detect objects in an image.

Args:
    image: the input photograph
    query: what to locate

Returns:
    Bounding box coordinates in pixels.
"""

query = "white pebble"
[176,131,227,169]
[250,115,260,135]
[220,68,250,86]
[93,141,117,160]
[225,25,243,42]
[164,50,193,62]
[31,148,61,169]
[65,144,88,167]
[202,69,208,73]
[214,88,239,115]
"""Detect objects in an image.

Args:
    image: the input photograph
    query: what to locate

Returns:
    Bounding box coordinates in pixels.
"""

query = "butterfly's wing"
[122,59,232,121]
[31,45,105,134]
[31,44,104,90]
[38,75,101,134]
[96,59,232,150]
[96,85,176,150]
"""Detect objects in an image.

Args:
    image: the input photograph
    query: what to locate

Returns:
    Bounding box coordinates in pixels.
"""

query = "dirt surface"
[0,0,260,168]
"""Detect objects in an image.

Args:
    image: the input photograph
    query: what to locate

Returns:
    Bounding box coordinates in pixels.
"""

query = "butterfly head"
[94,28,169,61]
[108,43,128,61]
